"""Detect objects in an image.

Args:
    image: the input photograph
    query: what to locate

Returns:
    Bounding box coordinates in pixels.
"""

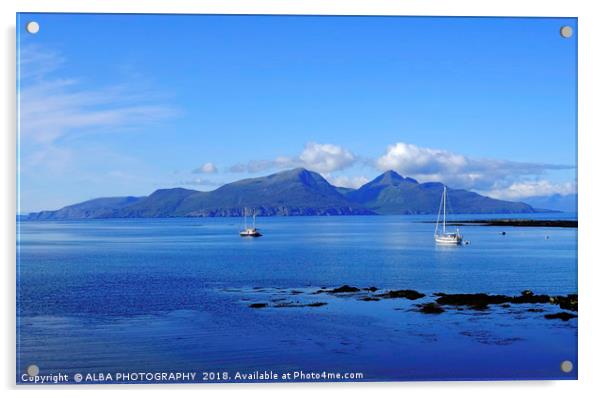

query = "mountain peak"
[369,170,417,186]
[382,170,404,179]
[269,167,325,183]
[288,167,313,176]
[149,187,198,197]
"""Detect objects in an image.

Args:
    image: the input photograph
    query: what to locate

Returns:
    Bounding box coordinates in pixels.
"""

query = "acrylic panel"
[16,13,577,384]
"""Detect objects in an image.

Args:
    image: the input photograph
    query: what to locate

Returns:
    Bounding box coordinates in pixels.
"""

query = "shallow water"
[16,214,577,382]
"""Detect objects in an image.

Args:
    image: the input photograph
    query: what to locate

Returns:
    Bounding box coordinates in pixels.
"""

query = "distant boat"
[240,208,262,237]
[434,186,463,245]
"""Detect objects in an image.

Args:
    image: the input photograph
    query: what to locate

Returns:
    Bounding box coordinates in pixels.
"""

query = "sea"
[16,213,577,383]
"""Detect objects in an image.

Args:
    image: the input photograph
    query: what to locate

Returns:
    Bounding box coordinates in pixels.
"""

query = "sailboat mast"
[253,210,256,229]
[443,186,447,234]
[244,207,247,229]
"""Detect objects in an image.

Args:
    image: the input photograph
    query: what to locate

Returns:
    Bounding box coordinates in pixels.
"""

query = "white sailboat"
[240,208,262,237]
[434,186,463,245]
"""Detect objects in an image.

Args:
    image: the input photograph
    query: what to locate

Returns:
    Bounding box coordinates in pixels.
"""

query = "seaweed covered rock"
[377,289,425,300]
[551,294,578,312]
[274,302,328,308]
[435,291,578,312]
[306,302,328,307]
[330,285,361,293]
[511,290,550,305]
[435,293,510,307]
[418,302,445,314]
[249,303,268,308]
[544,312,577,321]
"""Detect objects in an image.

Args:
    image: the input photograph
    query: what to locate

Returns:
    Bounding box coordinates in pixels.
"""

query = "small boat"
[240,208,262,237]
[434,186,463,245]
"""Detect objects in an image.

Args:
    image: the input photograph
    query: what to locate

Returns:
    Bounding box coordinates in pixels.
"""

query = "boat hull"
[435,235,462,245]
[240,229,262,237]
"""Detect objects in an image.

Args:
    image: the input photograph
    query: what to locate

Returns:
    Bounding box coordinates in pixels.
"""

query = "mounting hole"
[560,26,573,39]
[560,360,574,373]
[26,364,39,377]
[26,21,40,34]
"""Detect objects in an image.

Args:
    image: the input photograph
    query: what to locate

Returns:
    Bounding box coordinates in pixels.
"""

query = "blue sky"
[17,14,577,212]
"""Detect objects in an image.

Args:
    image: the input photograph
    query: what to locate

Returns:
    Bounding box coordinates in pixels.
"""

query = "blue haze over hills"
[519,193,577,213]
[27,168,537,220]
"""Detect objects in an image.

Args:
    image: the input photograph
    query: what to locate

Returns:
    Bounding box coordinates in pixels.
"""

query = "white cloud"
[22,144,73,174]
[18,45,64,80]
[229,142,356,174]
[377,142,467,176]
[376,142,573,191]
[192,162,218,174]
[19,46,178,171]
[20,79,177,145]
[484,180,577,200]
[326,175,370,189]
[298,142,355,173]
[229,157,293,173]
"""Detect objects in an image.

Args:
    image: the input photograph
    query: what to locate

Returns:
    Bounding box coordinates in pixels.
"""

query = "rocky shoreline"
[245,285,578,321]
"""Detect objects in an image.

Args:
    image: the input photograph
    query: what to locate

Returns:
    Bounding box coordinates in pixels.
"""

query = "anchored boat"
[240,208,262,237]
[434,186,463,245]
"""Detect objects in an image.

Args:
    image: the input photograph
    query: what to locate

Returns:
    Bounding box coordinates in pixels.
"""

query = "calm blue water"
[16,214,577,383]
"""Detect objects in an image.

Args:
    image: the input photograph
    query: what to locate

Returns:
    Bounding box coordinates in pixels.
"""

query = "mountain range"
[518,193,577,213]
[27,168,537,220]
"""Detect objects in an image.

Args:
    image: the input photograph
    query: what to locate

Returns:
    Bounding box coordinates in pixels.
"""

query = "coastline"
[423,219,578,228]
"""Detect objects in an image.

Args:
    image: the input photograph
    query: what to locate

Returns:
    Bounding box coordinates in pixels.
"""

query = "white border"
[2,1,600,397]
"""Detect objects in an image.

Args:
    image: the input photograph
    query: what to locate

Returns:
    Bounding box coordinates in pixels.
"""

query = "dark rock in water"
[251,286,578,317]
[274,302,327,308]
[306,302,328,307]
[273,302,296,307]
[249,303,268,308]
[330,285,361,293]
[377,289,425,300]
[435,291,575,311]
[551,294,578,312]
[544,312,577,321]
[418,303,445,314]
[511,291,550,304]
[436,293,510,307]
